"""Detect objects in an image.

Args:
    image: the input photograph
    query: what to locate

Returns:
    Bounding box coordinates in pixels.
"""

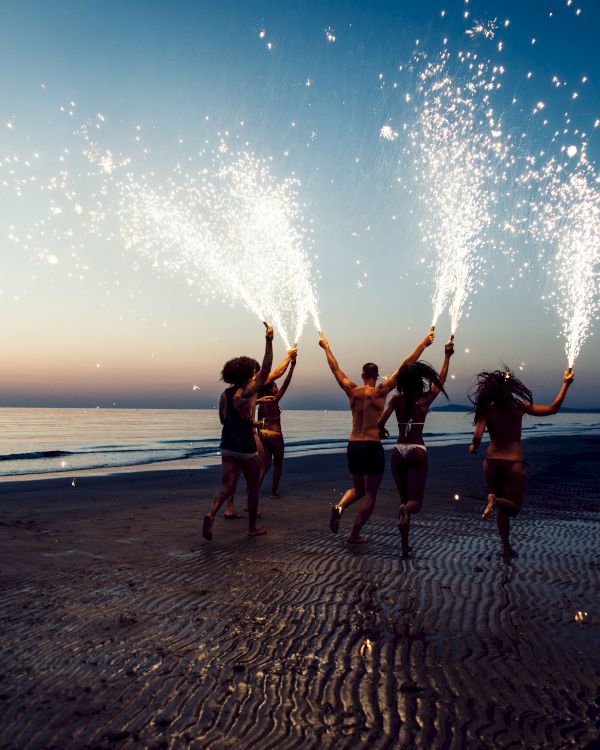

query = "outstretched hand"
[564,369,574,385]
[445,338,455,357]
[423,331,435,348]
[319,335,329,349]
[263,322,274,341]
[289,347,298,361]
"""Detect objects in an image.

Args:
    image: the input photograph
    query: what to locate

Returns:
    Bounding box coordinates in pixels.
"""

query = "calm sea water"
[0,407,598,478]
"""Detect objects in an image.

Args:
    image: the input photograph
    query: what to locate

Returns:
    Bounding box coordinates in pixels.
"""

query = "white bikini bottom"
[394,443,427,459]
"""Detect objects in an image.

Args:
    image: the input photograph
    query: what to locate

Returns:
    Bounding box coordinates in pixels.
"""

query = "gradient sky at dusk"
[0,0,598,409]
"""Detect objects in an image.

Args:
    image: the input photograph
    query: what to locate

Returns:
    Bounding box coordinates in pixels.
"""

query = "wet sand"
[0,436,599,749]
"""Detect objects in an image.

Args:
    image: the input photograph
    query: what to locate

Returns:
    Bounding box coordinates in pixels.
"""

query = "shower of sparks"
[399,51,511,333]
[116,151,320,348]
[528,156,600,368]
[465,19,498,39]
[325,27,336,43]
[4,121,320,349]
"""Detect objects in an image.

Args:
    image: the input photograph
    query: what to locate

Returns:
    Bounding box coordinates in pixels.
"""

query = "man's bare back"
[348,386,389,441]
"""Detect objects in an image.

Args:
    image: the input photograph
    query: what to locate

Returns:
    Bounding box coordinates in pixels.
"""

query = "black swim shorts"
[347,440,385,476]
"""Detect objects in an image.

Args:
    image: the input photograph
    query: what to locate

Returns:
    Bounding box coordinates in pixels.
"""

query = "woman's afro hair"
[221,356,260,385]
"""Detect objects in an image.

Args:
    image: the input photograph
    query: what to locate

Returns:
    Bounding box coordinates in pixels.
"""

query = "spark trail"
[4,122,321,349]
[530,157,599,367]
[115,149,320,349]
[399,51,512,333]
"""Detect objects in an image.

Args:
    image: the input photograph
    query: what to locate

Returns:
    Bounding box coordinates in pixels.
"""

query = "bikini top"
[397,419,425,437]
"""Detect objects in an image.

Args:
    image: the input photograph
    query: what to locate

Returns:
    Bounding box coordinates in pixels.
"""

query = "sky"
[0,0,598,409]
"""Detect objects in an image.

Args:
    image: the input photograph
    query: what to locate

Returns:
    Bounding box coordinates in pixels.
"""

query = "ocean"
[0,407,599,479]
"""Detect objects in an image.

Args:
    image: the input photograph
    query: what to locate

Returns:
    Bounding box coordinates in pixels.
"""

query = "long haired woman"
[469,367,574,558]
[378,338,454,556]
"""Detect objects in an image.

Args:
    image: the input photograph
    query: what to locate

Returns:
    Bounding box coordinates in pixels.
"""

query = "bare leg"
[257,433,272,490]
[204,458,241,540]
[348,474,382,544]
[240,455,266,536]
[484,459,525,557]
[496,508,516,558]
[270,437,285,497]
[391,448,427,556]
[331,475,364,534]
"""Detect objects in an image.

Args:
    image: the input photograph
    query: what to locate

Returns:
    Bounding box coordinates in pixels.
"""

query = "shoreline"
[1,431,599,485]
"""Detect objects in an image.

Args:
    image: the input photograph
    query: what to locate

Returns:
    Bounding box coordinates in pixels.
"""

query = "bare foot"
[482,493,496,519]
[248,525,267,537]
[500,545,518,559]
[401,545,412,559]
[270,493,282,499]
[347,535,369,544]
[202,515,213,541]
[397,504,409,529]
[223,512,241,520]
[330,505,342,534]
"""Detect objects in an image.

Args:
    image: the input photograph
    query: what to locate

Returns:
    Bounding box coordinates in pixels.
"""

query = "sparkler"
[5,121,321,349]
[529,157,599,368]
[402,51,510,333]
[114,150,321,349]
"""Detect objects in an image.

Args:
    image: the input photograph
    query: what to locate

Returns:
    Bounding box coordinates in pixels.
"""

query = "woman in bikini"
[469,367,574,558]
[378,338,454,557]
[256,356,296,498]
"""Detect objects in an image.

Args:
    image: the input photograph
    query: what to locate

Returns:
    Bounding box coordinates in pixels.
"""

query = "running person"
[203,323,297,541]
[256,356,297,498]
[320,329,435,544]
[469,367,574,558]
[378,337,454,557]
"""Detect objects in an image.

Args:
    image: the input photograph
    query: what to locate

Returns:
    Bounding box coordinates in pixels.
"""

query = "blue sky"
[0,0,598,408]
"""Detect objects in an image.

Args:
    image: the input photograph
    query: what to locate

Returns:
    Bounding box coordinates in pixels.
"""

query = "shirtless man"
[319,330,435,543]
[203,323,297,541]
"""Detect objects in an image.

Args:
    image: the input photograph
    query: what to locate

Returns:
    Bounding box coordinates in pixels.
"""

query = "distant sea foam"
[0,407,598,478]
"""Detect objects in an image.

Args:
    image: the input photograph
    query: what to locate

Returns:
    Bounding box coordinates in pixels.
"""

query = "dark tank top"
[220,386,256,453]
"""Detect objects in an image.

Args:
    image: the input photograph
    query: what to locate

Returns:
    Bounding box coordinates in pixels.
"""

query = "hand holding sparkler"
[564,368,575,385]
[423,330,435,348]
[445,338,455,357]
[263,321,274,342]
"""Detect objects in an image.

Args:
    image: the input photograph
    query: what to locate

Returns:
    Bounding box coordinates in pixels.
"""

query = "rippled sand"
[0,438,598,749]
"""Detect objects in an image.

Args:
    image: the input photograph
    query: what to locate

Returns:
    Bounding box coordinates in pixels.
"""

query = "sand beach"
[0,436,598,749]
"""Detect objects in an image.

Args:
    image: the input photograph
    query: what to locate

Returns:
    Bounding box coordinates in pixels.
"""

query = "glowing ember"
[380,125,399,142]
[465,19,498,39]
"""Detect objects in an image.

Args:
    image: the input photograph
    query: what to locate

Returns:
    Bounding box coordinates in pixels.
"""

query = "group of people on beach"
[203,322,574,558]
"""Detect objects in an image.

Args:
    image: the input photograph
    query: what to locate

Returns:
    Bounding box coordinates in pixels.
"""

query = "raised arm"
[274,358,296,402]
[243,323,274,396]
[378,330,435,396]
[319,335,356,395]
[427,337,454,403]
[438,338,454,386]
[377,395,398,439]
[521,369,574,416]
[264,347,297,387]
[469,416,487,454]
